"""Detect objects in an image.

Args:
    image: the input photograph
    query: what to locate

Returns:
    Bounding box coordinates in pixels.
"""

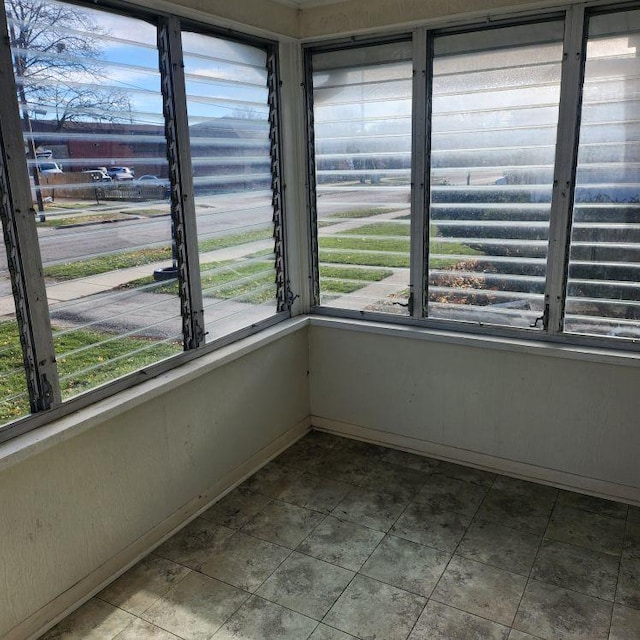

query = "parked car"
[82,169,112,182]
[37,161,63,174]
[107,166,135,181]
[136,174,162,182]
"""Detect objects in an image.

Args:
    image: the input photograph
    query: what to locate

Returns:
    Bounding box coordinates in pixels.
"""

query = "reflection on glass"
[181,32,278,341]
[565,10,640,339]
[429,23,564,328]
[0,233,30,425]
[312,42,413,314]
[5,0,182,399]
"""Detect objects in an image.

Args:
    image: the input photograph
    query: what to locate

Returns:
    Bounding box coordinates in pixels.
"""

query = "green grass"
[0,321,180,423]
[327,207,402,219]
[342,222,410,237]
[320,265,394,293]
[38,213,133,227]
[319,235,410,254]
[319,249,410,269]
[43,228,273,281]
[124,259,276,304]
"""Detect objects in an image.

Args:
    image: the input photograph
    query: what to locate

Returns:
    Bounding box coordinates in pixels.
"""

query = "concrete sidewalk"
[0,239,273,317]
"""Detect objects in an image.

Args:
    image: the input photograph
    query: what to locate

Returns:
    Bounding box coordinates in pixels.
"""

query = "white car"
[107,166,135,181]
[37,161,63,174]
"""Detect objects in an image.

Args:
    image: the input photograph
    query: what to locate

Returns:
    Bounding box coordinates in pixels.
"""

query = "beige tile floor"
[40,431,640,640]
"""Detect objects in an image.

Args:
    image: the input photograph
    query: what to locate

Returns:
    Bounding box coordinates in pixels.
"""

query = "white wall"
[309,320,640,502]
[0,324,309,640]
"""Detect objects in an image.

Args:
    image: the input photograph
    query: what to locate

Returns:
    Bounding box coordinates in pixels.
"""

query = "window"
[429,22,564,328]
[307,7,640,346]
[181,30,284,340]
[565,9,640,339]
[0,0,286,439]
[309,41,413,313]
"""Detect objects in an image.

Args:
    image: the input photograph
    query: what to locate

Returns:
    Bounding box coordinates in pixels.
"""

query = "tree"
[5,0,131,131]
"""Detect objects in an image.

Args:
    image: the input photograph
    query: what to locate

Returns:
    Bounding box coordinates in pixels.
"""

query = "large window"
[429,22,564,328]
[310,41,413,313]
[565,9,640,339]
[182,30,282,340]
[307,7,640,346]
[0,0,286,439]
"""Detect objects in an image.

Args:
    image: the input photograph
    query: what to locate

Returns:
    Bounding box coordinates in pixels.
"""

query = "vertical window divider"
[303,48,320,308]
[410,28,430,318]
[158,16,205,350]
[544,4,587,334]
[0,2,60,412]
[266,47,290,313]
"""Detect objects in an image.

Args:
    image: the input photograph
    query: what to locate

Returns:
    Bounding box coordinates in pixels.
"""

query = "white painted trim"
[7,417,311,640]
[311,415,640,506]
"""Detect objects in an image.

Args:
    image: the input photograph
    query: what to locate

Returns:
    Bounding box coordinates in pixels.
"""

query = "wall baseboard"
[311,416,640,506]
[8,417,311,640]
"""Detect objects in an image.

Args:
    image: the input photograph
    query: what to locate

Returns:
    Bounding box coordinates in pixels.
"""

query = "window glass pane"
[565,9,640,339]
[181,31,278,341]
[0,234,30,424]
[5,0,182,399]
[312,42,413,313]
[429,22,564,328]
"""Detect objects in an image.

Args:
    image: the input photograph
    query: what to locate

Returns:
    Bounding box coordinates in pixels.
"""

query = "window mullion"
[410,28,430,318]
[0,3,60,412]
[544,4,587,334]
[158,16,205,349]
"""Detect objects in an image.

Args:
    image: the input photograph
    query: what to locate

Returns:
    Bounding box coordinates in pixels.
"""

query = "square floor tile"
[391,502,470,552]
[310,449,378,485]
[309,624,357,639]
[358,461,429,502]
[141,572,248,640]
[546,504,626,556]
[437,461,496,487]
[508,631,539,639]
[154,518,233,571]
[624,521,640,560]
[339,437,388,459]
[492,476,558,503]
[432,555,527,626]
[199,531,290,592]
[457,521,541,576]
[113,619,182,640]
[610,604,640,640]
[408,600,509,640]
[256,552,354,619]
[380,448,441,473]
[201,487,272,529]
[305,431,346,449]
[557,490,628,520]
[40,599,134,640]
[616,557,640,609]
[275,438,331,471]
[277,473,351,514]
[531,539,619,600]
[513,580,613,640]
[332,487,407,532]
[296,515,384,571]
[629,506,640,524]
[98,555,190,616]
[324,575,426,640]
[414,473,487,517]
[213,595,317,639]
[360,534,450,597]
[241,501,325,548]
[242,462,302,499]
[476,487,554,534]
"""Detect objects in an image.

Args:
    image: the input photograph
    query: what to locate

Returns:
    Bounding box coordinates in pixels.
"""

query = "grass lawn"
[39,212,134,227]
[43,228,273,280]
[320,265,394,293]
[327,207,404,219]
[0,321,180,424]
